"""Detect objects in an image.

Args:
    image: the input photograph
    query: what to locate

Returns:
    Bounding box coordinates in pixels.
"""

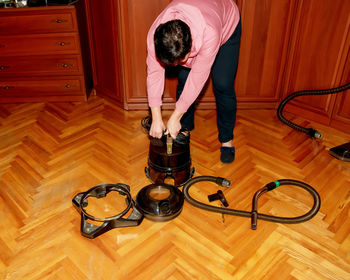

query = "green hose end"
[266,181,280,191]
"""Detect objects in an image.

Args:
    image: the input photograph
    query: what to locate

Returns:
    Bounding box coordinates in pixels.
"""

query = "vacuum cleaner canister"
[145,133,194,187]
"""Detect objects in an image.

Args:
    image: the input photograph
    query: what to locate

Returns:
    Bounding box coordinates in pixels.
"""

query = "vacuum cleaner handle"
[141,115,190,142]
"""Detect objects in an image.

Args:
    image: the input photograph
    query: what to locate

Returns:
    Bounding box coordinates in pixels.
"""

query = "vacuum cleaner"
[72,176,321,238]
[73,79,350,238]
[142,116,195,187]
[72,116,322,239]
[277,82,350,162]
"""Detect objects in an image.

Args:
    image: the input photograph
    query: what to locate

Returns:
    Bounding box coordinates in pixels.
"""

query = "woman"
[146,0,241,164]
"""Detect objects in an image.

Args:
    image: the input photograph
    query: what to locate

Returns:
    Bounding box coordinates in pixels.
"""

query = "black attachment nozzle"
[208,190,229,207]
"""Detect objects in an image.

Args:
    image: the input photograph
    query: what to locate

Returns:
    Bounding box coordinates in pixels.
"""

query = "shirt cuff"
[148,98,162,108]
[175,100,191,114]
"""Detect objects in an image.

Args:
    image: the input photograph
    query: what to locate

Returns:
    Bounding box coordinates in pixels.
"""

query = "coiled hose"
[277,82,350,138]
[183,176,321,230]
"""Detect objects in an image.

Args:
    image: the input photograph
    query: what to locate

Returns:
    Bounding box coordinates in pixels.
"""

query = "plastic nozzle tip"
[216,177,231,188]
[222,179,231,188]
[314,131,322,139]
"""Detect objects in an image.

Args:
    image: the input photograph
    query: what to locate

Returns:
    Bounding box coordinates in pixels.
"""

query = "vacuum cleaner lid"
[136,183,184,222]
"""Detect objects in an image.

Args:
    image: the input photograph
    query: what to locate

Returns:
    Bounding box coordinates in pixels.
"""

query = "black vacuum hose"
[277,82,350,138]
[183,176,321,229]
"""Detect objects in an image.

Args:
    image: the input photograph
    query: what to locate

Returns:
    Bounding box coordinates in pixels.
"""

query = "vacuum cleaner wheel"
[136,183,184,222]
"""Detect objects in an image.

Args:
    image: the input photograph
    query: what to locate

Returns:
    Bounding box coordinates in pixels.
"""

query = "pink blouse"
[147,0,240,113]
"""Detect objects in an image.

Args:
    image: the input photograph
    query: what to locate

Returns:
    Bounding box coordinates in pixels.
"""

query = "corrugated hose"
[182,176,321,230]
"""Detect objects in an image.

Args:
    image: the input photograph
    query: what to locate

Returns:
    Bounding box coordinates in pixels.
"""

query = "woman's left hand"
[166,109,184,139]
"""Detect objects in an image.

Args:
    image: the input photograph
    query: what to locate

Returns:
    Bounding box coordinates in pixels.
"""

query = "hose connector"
[216,177,231,188]
[307,128,322,139]
[265,181,280,191]
[251,211,258,230]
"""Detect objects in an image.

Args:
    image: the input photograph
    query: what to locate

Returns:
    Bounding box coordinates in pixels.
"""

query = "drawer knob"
[57,41,71,47]
[65,84,72,88]
[2,86,14,90]
[55,19,66,23]
[0,65,10,70]
[58,63,74,69]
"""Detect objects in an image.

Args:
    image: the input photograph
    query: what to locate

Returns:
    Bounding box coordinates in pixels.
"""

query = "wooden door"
[331,47,350,132]
[84,0,123,105]
[230,0,297,109]
[282,0,350,125]
[117,0,174,110]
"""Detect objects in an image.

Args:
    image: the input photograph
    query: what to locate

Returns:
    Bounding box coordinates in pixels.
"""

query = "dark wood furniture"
[0,5,88,102]
[1,1,349,131]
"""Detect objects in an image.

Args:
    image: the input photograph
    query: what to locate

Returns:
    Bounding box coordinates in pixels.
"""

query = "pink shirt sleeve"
[175,30,220,113]
[146,37,165,109]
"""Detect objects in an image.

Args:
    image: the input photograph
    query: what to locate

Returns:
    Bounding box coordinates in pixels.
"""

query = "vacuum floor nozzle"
[329,142,350,162]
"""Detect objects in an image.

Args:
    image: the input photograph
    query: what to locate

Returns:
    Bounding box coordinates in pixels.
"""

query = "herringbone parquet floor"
[0,96,349,279]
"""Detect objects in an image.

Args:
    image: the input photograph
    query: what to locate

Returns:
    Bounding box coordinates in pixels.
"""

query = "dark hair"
[154,20,192,66]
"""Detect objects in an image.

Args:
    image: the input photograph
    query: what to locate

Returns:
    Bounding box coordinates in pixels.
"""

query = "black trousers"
[176,20,241,143]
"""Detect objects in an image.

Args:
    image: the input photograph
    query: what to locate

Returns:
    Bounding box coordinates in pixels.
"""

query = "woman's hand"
[149,106,165,138]
[150,119,166,138]
[166,109,184,139]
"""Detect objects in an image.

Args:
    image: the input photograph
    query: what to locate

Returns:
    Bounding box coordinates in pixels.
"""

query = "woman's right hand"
[149,106,165,138]
[149,118,166,138]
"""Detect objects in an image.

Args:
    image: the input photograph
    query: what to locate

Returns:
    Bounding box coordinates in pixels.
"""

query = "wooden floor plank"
[0,96,349,279]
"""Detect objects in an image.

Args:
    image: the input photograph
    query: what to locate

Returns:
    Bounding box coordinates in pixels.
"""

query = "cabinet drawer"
[0,9,76,35]
[0,77,84,96]
[0,33,80,56]
[0,55,83,76]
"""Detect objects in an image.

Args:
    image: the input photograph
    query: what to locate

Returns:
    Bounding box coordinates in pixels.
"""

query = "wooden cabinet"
[0,6,88,102]
[85,0,306,109]
[84,0,350,129]
[282,0,350,129]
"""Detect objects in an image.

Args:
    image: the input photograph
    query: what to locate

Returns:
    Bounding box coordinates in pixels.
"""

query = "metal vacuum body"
[145,133,194,187]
